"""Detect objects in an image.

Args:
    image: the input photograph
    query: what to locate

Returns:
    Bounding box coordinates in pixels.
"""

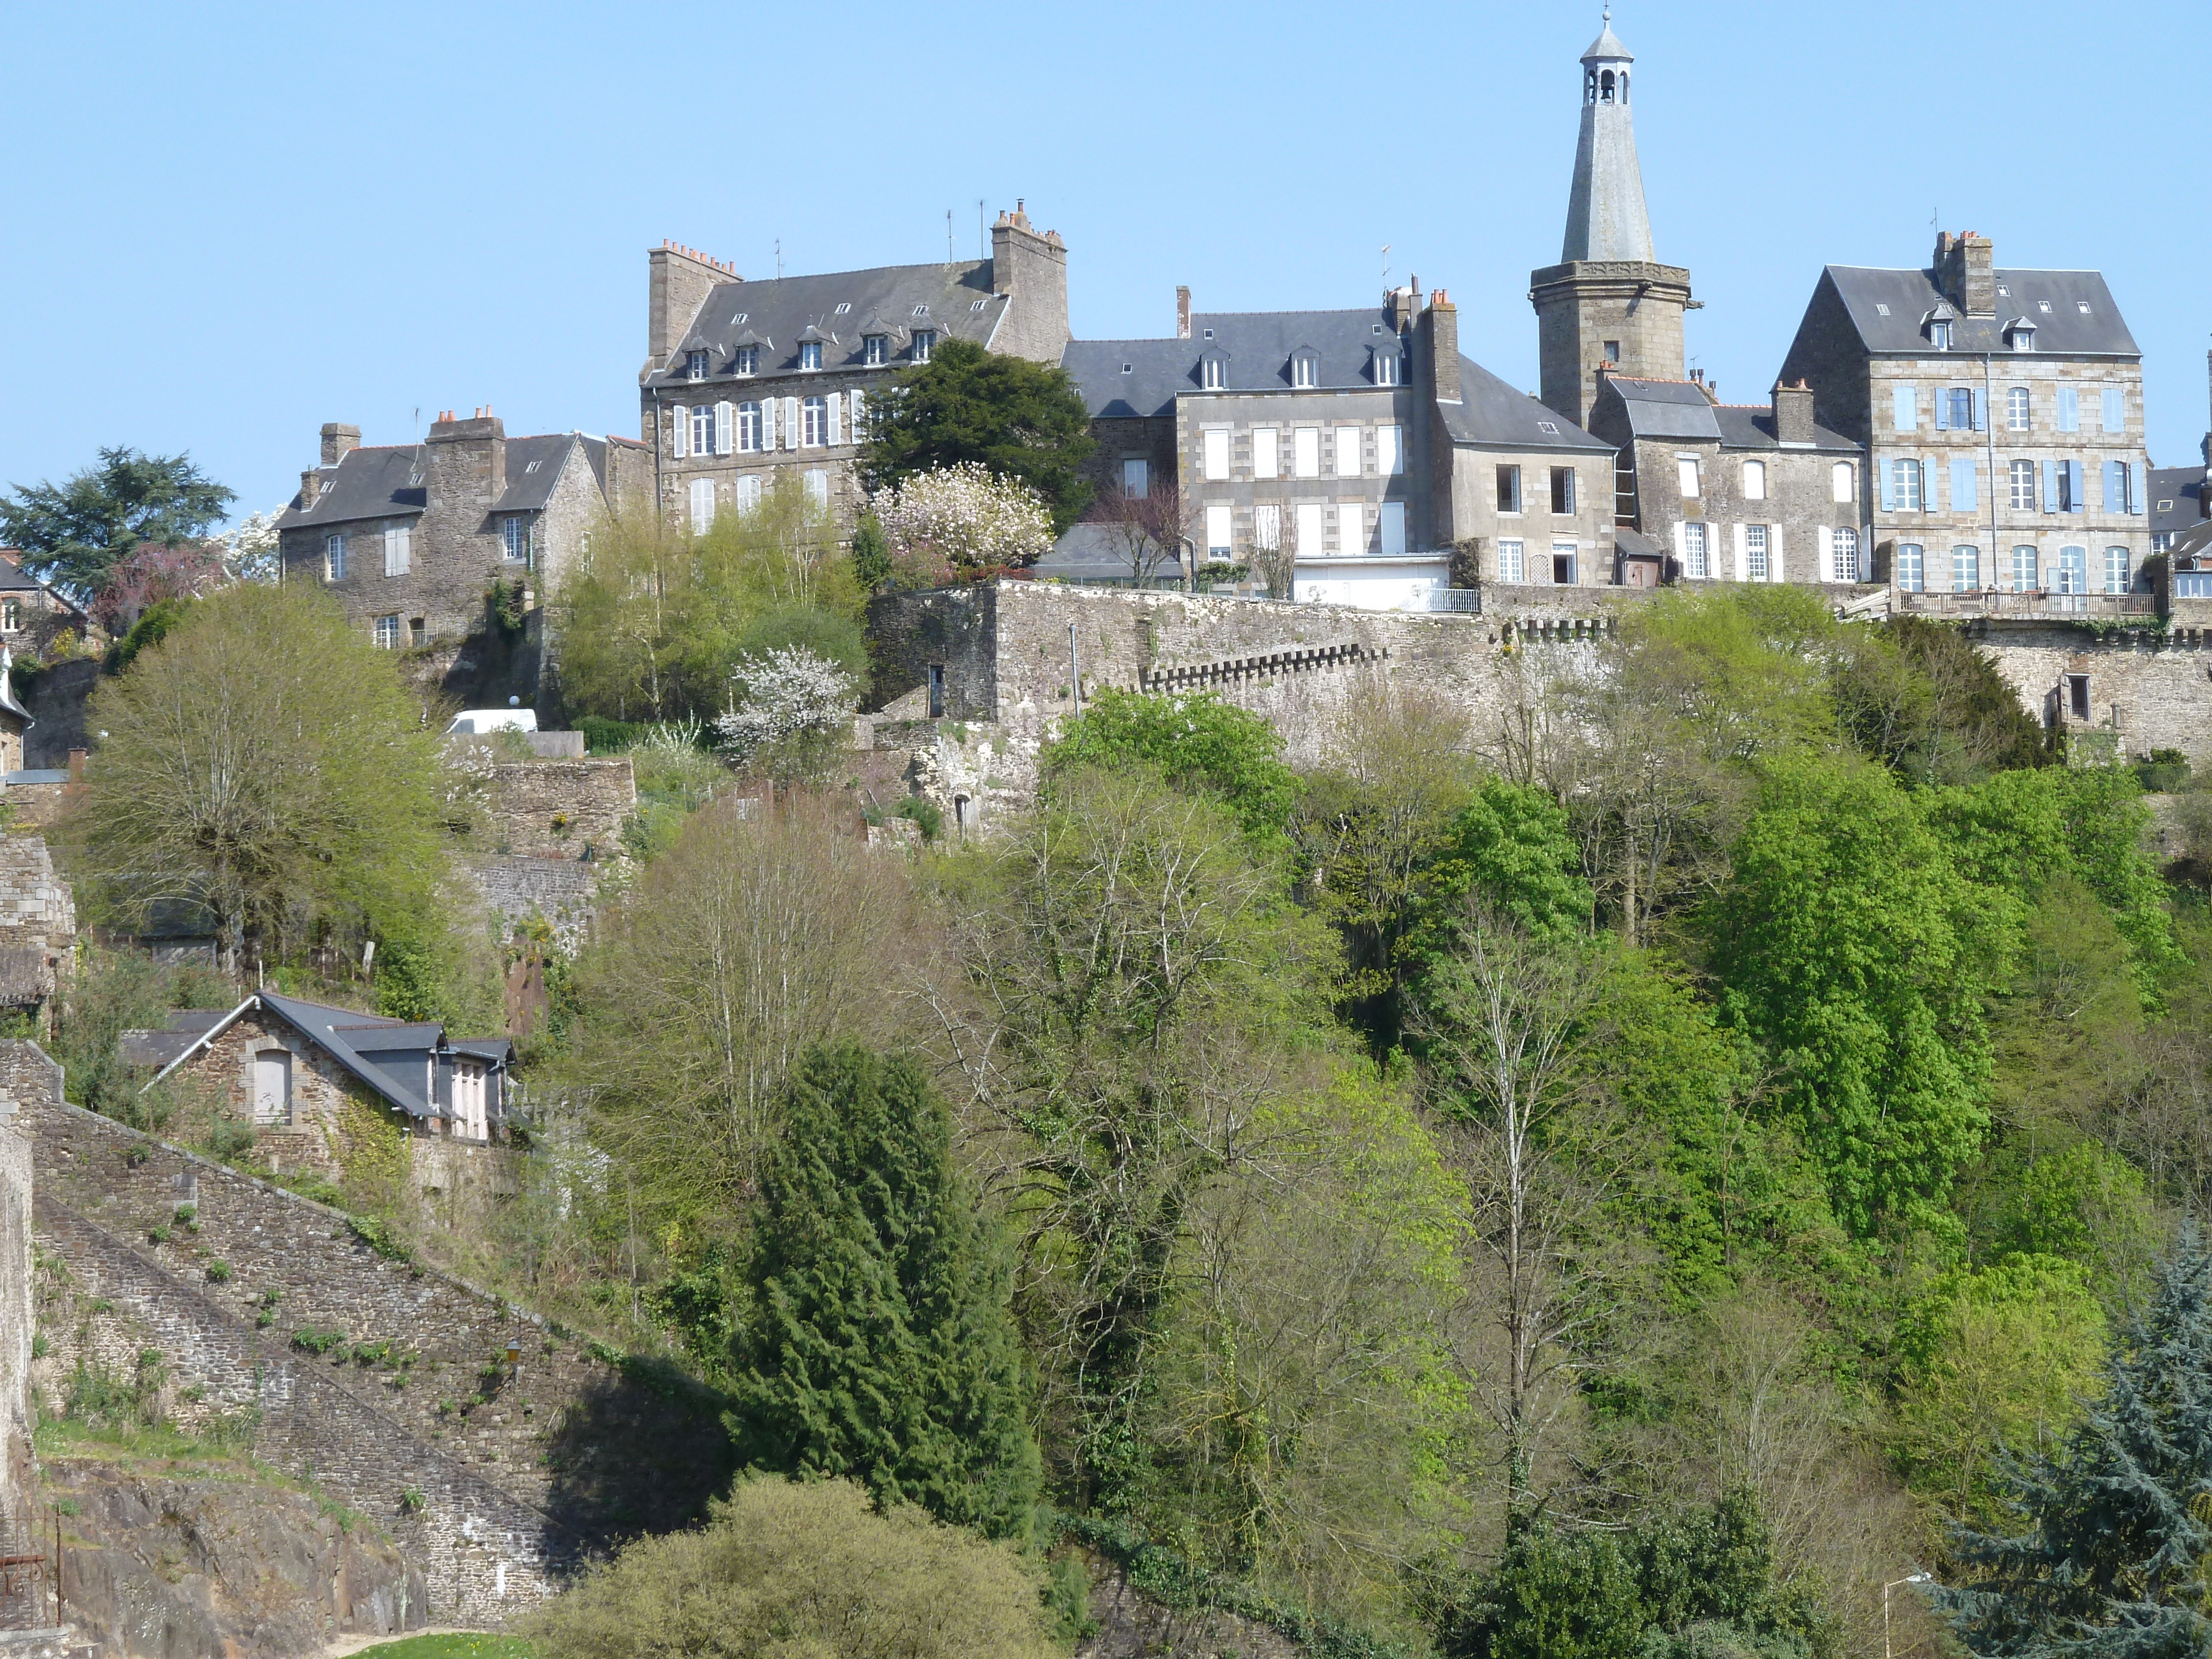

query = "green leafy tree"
[858,338,1097,531]
[1833,614,2049,784]
[1,447,234,598]
[1045,687,1301,844]
[1709,757,2013,1235]
[1938,1227,2212,1659]
[726,1044,1042,1540]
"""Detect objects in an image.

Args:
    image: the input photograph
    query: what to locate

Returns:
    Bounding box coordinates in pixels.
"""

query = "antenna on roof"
[775,238,783,280]
[946,210,953,263]
[978,199,985,260]
[1382,244,1392,289]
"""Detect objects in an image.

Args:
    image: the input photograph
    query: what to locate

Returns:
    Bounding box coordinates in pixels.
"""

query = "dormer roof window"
[864,334,888,366]
[2006,319,2038,353]
[1198,348,1229,390]
[912,330,937,363]
[685,348,709,381]
[1923,303,1957,350]
[1371,345,1402,385]
[733,345,759,377]
[1289,346,1320,389]
[799,341,822,371]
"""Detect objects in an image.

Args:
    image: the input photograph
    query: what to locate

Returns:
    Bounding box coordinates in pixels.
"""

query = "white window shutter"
[783,398,800,451]
[383,526,395,577]
[671,404,690,459]
[849,388,867,437]
[1818,525,1834,583]
[828,393,843,446]
[397,525,410,573]
[1671,520,1686,566]
[1732,521,1747,581]
[1768,525,1783,583]
[714,402,733,455]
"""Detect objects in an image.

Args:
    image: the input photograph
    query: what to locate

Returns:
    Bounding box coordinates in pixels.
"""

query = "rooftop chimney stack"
[320,423,360,466]
[1424,290,1460,405]
[1176,285,1191,340]
[989,200,1071,362]
[1934,230,1996,317]
[1772,379,1815,445]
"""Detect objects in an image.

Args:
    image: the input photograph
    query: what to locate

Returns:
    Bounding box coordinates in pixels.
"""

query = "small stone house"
[0,552,94,662]
[126,992,514,1191]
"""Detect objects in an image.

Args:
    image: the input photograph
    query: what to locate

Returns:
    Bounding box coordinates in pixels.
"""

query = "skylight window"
[2077,300,2092,314]
[524,460,542,473]
[732,311,747,324]
[1996,284,2010,297]
[2038,300,2052,312]
[1875,304,1891,316]
[1538,420,1559,435]
[1121,363,1132,373]
[912,305,928,317]
[1203,329,1214,340]
[834,302,851,314]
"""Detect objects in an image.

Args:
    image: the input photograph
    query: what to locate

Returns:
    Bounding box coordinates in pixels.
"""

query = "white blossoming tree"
[872,463,1053,588]
[217,509,284,584]
[713,645,859,780]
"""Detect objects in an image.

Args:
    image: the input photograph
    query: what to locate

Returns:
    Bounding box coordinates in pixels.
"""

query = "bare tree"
[1089,468,1191,587]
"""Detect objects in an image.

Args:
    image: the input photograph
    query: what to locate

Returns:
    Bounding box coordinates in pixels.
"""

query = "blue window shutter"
[2128,461,2144,514]
[2057,386,2078,432]
[1973,389,1988,431]
[1934,391,1949,431]
[1893,385,1915,432]
[2104,460,2121,512]
[1953,458,1977,512]
[1880,460,1895,512]
[2067,459,2085,512]
[2103,388,2124,431]
[2042,460,2058,512]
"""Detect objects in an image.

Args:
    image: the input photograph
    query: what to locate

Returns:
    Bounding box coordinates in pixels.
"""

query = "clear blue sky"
[3,0,2205,523]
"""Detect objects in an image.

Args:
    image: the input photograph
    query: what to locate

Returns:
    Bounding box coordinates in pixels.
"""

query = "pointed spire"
[1562,9,1656,263]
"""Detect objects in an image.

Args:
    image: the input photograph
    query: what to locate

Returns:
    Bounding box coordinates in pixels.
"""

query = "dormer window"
[864,335,888,366]
[1202,357,1225,389]
[734,345,759,376]
[685,349,709,380]
[1372,347,1401,386]
[1929,321,1952,349]
[2007,320,2037,353]
[800,340,822,371]
[912,330,936,363]
[1290,347,1319,389]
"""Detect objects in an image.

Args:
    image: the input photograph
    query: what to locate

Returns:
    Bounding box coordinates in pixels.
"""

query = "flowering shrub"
[713,646,858,766]
[872,463,1053,588]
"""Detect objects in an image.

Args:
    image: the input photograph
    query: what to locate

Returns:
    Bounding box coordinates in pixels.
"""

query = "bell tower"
[1531,9,1694,429]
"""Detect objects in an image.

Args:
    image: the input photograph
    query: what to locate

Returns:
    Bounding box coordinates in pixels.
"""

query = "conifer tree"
[1940,1226,2212,1659]
[727,1043,1042,1539]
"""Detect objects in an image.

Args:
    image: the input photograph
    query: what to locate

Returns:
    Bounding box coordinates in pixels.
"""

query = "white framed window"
[689,478,715,535]
[690,404,713,456]
[1294,501,1324,554]
[1831,461,1856,504]
[1498,465,1522,513]
[1682,521,1708,579]
[502,518,530,562]
[863,335,886,366]
[2057,544,2086,594]
[1551,541,1578,585]
[801,395,827,447]
[849,388,867,438]
[1888,458,1923,510]
[1293,426,1320,478]
[1746,524,1770,582]
[1334,426,1361,478]
[1122,457,1150,498]
[1743,460,1767,501]
[2010,324,2036,353]
[0,599,16,633]
[804,469,829,508]
[2010,460,2037,510]
[1379,500,1406,556]
[1892,384,1917,431]
[1498,538,1526,583]
[2105,545,2131,593]
[1896,544,1924,592]
[1550,467,1576,515]
[737,401,762,452]
[373,613,401,648]
[1952,544,1980,592]
[734,345,759,377]
[1201,356,1225,389]
[2012,545,2039,591]
[1202,429,1230,481]
[1251,428,1280,480]
[1204,502,1233,556]
[911,330,936,362]
[1930,321,1952,350]
[1376,424,1402,476]
[1342,502,1365,554]
[2007,387,2030,430]
[324,534,347,581]
[685,348,709,380]
[1374,351,1400,386]
[1254,504,1281,551]
[1291,351,1318,389]
[1677,457,1701,498]
[1832,526,1860,582]
[737,474,762,512]
[800,340,822,372]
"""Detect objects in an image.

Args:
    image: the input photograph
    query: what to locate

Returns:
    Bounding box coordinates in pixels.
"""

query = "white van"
[445,708,539,737]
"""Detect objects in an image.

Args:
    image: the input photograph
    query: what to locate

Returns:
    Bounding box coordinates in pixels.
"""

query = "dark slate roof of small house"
[2151,466,2206,538]
[1821,265,2140,357]
[1437,357,1612,452]
[1615,526,1668,560]
[0,558,93,620]
[580,435,609,497]
[1063,308,1413,416]
[1712,406,1862,454]
[491,434,575,514]
[2171,520,2212,570]
[118,1008,229,1070]
[451,1037,518,1064]
[1601,377,1723,441]
[275,445,427,531]
[647,260,1009,388]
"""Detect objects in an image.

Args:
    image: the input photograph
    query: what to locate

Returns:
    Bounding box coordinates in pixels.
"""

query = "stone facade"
[1441,435,1629,587]
[481,757,635,861]
[0,839,72,1026]
[152,1007,378,1183]
[1535,260,1694,433]
[0,1050,39,1584]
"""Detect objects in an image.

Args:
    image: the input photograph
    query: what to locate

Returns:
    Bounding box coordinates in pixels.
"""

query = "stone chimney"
[1772,380,1815,445]
[990,200,1071,363]
[1424,290,1460,404]
[426,408,507,512]
[1385,275,1422,333]
[648,241,737,372]
[298,469,322,511]
[1176,286,1191,340]
[321,423,360,465]
[1934,229,1996,317]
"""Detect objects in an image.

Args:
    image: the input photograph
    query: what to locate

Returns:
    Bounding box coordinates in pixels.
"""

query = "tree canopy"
[858,338,1097,531]
[1,446,234,598]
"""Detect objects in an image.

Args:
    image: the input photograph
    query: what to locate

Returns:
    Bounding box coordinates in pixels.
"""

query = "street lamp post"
[1884,1572,1931,1659]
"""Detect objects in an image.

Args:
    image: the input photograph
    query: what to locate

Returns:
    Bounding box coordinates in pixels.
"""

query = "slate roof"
[118,1008,229,1071]
[2151,465,2207,539]
[276,445,426,531]
[1820,265,2140,357]
[2171,519,2212,570]
[646,259,1009,388]
[491,434,575,514]
[1601,377,1721,441]
[1712,405,1861,453]
[1063,309,1413,416]
[0,556,92,618]
[1438,357,1613,452]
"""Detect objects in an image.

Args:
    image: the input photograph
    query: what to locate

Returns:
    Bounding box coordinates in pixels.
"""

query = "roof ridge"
[1191,307,1386,320]
[711,257,990,288]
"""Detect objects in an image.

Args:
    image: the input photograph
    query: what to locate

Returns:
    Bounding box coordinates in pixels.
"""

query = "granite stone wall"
[483,759,635,860]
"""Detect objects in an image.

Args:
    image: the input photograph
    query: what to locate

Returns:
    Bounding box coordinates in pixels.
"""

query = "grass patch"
[345,1639,536,1659]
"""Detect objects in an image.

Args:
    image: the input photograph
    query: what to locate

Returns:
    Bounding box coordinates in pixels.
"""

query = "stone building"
[1777,232,2152,610]
[275,415,641,648]
[0,552,94,662]
[638,205,1072,536]
[0,836,73,1032]
[127,991,513,1188]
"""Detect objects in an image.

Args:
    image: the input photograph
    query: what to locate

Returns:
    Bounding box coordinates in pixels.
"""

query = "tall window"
[1342,504,1365,555]
[2101,387,2125,431]
[1293,427,1320,478]
[1203,429,1230,480]
[1678,457,1701,498]
[1251,428,1279,479]
[324,534,347,581]
[2012,545,2039,591]
[1889,458,1922,509]
[1206,502,1233,556]
[2007,387,2030,430]
[689,478,714,535]
[0,599,16,633]
[736,475,762,512]
[1746,524,1770,582]
[2010,460,2037,510]
[1930,321,1952,350]
[848,388,867,439]
[2057,545,2086,594]
[1374,352,1400,386]
[502,517,530,562]
[801,396,827,447]
[1832,461,1856,503]
[1944,388,1973,429]
[1897,544,1924,592]
[1253,504,1281,551]
[1682,521,1708,579]
[2058,461,2081,513]
[1497,465,1522,513]
[2056,385,2079,432]
[1552,542,1578,585]
[804,469,829,508]
[373,613,400,648]
[911,331,936,362]
[2105,546,2131,593]
[1202,357,1225,389]
[1334,427,1361,478]
[737,401,761,452]
[799,341,822,372]
[1122,457,1150,499]
[1377,424,1402,476]
[1291,352,1317,389]
[1603,340,1621,363]
[690,405,713,455]
[1380,501,1406,556]
[685,349,708,380]
[1498,539,1525,583]
[1952,544,1981,592]
[1832,527,1860,582]
[863,335,886,366]
[1741,460,1766,502]
[734,346,759,376]
[1550,467,1577,514]
[1294,502,1324,554]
